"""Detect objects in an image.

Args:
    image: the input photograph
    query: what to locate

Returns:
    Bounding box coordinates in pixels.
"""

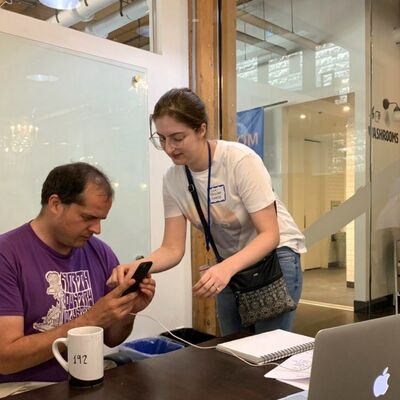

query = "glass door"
[369,0,400,317]
[235,0,368,311]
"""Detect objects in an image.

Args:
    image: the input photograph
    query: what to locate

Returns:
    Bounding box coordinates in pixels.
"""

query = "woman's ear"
[198,122,207,138]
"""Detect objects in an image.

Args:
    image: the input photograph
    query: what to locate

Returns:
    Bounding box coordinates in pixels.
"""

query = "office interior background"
[0,0,399,342]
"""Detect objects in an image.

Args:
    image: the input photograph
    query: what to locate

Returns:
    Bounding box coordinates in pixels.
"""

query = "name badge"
[209,185,226,204]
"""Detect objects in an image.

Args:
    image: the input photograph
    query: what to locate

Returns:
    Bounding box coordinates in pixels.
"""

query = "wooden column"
[188,0,237,336]
[188,0,219,336]
[220,0,237,141]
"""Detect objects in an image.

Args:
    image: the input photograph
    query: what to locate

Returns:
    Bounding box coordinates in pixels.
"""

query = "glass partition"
[235,0,369,312]
[0,31,150,262]
[369,0,400,315]
[234,0,400,320]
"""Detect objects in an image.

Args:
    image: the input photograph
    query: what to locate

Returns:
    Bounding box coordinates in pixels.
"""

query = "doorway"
[303,140,323,270]
[287,94,355,309]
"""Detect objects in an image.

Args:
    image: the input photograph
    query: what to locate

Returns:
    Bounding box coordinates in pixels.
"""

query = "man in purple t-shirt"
[0,162,155,386]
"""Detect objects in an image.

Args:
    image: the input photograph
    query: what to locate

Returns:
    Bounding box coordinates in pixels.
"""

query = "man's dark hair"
[40,162,114,206]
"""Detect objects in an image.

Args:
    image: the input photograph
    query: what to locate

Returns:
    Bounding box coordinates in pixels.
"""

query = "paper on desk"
[264,350,313,390]
[279,378,309,391]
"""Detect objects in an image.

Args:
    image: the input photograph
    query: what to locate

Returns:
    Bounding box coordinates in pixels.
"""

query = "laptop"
[281,314,400,400]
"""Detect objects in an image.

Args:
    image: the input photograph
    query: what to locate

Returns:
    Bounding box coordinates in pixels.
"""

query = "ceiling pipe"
[84,0,148,38]
[47,0,118,26]
[237,10,320,50]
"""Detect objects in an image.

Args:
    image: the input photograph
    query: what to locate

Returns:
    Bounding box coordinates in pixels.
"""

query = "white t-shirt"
[163,140,306,259]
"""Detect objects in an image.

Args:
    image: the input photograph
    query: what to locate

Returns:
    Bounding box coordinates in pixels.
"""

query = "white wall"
[0,0,192,344]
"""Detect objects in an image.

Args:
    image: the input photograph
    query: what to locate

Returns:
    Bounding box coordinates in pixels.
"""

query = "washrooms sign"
[369,125,399,144]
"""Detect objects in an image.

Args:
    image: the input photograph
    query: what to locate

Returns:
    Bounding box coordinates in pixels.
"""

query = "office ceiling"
[1,0,326,58]
[0,0,150,49]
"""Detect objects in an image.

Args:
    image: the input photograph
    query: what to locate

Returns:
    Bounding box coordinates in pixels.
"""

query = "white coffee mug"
[52,326,104,387]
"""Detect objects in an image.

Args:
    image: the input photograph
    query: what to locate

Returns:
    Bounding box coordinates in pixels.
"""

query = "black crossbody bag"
[185,165,296,327]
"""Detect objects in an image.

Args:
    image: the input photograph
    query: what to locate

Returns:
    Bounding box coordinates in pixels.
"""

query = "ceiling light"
[3,123,39,153]
[300,114,306,119]
[39,0,80,10]
[342,105,350,112]
[26,74,59,82]
[136,25,150,38]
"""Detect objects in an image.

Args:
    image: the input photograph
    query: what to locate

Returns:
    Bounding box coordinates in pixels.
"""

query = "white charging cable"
[129,312,217,349]
[128,312,289,368]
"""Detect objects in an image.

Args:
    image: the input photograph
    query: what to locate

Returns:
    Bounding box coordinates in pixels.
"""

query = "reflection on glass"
[0,31,150,262]
[268,51,303,91]
[237,58,259,82]
[0,124,39,154]
[315,43,350,90]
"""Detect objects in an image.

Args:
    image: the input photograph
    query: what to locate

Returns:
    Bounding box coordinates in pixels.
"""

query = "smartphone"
[122,261,153,296]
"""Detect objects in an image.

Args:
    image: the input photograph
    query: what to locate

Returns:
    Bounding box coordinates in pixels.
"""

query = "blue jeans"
[216,247,303,336]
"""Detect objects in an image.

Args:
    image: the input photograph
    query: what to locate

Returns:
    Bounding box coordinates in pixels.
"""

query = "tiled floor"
[301,267,353,307]
[293,267,396,336]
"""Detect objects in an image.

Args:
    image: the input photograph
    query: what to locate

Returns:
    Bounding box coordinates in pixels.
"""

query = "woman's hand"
[192,263,233,298]
[106,260,145,288]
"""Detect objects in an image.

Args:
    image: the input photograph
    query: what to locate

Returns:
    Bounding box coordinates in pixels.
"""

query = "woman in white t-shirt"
[109,88,306,335]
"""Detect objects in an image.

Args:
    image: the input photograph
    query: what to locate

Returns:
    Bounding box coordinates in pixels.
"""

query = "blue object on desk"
[120,336,184,361]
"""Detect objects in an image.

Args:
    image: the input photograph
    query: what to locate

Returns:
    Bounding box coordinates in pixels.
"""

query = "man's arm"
[0,278,155,374]
[0,315,87,374]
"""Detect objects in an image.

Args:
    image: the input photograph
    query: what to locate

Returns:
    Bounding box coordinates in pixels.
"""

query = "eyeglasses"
[149,114,190,151]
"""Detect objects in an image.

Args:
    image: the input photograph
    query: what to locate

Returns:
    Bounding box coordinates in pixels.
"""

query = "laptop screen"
[308,314,400,400]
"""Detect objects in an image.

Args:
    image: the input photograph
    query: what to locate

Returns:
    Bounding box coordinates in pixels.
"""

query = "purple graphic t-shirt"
[0,223,119,383]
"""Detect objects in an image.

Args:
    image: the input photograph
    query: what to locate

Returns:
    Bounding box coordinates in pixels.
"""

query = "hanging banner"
[236,107,264,158]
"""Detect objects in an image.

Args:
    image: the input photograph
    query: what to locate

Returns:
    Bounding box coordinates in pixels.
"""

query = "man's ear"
[47,194,63,215]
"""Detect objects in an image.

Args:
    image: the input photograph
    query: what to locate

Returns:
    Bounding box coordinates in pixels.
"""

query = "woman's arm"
[107,215,187,286]
[220,202,279,274]
[192,202,279,297]
[148,214,187,272]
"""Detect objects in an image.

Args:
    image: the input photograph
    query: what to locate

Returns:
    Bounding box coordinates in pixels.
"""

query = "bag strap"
[184,165,278,264]
[184,165,224,263]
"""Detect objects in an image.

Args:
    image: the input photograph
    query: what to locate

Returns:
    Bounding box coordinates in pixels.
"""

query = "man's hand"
[83,275,156,347]
[84,275,156,328]
[129,276,156,314]
[0,274,156,374]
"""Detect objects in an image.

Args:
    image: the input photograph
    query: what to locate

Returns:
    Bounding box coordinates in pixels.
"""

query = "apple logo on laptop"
[373,367,390,397]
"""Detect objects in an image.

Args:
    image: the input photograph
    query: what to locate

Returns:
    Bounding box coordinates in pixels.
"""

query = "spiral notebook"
[216,329,314,365]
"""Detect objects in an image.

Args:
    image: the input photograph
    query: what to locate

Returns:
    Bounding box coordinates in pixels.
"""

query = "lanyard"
[206,140,212,252]
[184,141,223,262]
